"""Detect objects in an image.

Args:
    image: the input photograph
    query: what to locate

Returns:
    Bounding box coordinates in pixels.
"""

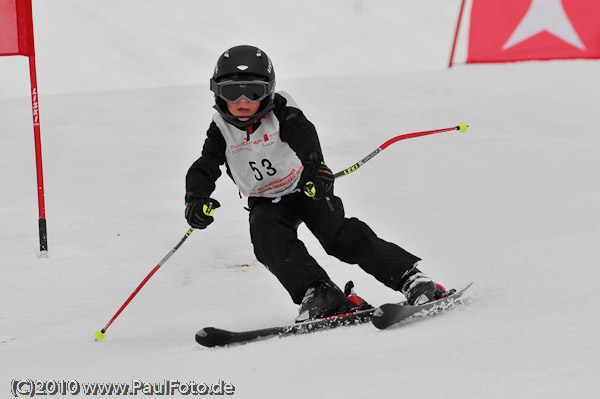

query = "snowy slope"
[1,1,599,398]
[1,0,462,99]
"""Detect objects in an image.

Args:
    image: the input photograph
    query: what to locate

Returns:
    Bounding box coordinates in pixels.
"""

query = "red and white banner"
[467,0,600,63]
[0,0,35,56]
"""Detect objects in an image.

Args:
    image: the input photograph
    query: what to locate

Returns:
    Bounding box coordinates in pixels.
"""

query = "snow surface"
[1,1,599,398]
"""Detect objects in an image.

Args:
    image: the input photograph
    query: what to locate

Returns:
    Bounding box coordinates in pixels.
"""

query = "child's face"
[226,99,261,121]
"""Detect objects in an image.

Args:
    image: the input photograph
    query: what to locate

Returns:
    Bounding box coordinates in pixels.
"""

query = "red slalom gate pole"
[28,55,48,257]
[448,0,468,69]
[95,228,195,341]
[333,122,469,179]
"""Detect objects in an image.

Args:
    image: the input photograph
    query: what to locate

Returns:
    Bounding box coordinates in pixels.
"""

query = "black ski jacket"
[185,93,324,201]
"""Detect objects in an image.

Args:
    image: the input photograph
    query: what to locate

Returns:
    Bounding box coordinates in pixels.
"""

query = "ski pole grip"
[202,199,221,215]
[303,181,316,198]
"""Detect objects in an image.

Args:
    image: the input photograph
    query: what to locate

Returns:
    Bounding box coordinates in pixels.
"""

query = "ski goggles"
[211,80,273,103]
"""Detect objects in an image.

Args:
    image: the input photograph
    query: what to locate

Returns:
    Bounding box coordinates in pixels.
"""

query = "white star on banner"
[503,0,586,51]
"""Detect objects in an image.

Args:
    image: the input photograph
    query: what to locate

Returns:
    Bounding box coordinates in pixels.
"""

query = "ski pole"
[333,122,468,179]
[95,227,195,341]
[95,123,467,341]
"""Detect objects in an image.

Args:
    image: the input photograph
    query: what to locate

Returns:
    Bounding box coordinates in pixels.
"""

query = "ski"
[195,283,472,347]
[371,282,473,330]
[195,307,375,348]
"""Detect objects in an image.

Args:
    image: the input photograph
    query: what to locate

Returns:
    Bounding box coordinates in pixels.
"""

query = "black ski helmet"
[210,45,276,129]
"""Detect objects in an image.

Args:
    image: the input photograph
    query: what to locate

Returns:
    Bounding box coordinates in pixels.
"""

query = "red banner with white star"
[467,0,600,63]
[0,0,35,56]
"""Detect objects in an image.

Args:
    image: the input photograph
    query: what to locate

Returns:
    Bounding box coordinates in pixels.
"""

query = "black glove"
[185,197,221,229]
[303,153,334,200]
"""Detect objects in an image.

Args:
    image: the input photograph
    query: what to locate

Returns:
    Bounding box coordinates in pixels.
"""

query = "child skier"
[185,45,446,322]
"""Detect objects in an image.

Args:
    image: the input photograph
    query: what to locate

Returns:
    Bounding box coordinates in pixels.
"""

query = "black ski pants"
[248,191,421,303]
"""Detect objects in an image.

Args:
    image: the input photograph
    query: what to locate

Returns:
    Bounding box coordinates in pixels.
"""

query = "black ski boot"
[400,267,447,306]
[296,279,354,323]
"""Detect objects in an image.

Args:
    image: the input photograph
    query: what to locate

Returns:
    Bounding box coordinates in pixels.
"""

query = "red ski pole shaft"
[95,228,195,340]
[333,123,468,179]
